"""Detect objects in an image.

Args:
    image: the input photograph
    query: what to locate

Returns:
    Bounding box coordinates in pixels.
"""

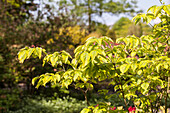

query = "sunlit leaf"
[131,63,137,72]
[27,48,34,59]
[80,108,90,113]
[141,82,149,90]
[139,61,149,68]
[32,77,39,86]
[18,49,27,63]
[90,50,98,62]
[81,52,90,67]
[120,64,130,73]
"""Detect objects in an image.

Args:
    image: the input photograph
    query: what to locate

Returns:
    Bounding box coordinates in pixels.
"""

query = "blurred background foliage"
[0,0,153,112]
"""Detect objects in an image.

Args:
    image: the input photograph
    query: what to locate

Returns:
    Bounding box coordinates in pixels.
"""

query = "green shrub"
[8,96,87,113]
[0,89,21,112]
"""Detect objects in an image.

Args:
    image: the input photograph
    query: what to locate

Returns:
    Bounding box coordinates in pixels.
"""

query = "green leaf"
[73,71,81,81]
[62,54,69,64]
[80,108,90,113]
[155,6,163,16]
[147,5,157,13]
[131,38,139,48]
[27,48,34,59]
[139,61,149,68]
[18,49,27,63]
[156,64,162,73]
[134,17,141,25]
[36,78,43,89]
[164,63,168,69]
[50,55,58,67]
[35,47,42,59]
[163,5,170,15]
[123,38,130,45]
[120,64,130,73]
[131,63,137,72]
[38,48,42,59]
[32,77,39,86]
[137,79,141,85]
[131,52,137,57]
[61,50,72,58]
[63,80,72,89]
[141,82,149,90]
[71,58,77,67]
[90,50,98,62]
[96,49,106,56]
[53,73,61,83]
[74,45,83,53]
[43,76,51,86]
[137,70,142,75]
[81,52,90,67]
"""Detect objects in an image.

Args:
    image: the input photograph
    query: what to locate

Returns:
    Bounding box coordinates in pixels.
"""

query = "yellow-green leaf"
[50,55,58,67]
[43,76,51,86]
[131,52,137,57]
[81,52,90,67]
[61,50,72,58]
[35,47,42,59]
[137,70,142,75]
[141,82,149,90]
[80,108,90,113]
[90,50,98,62]
[32,77,39,86]
[27,48,34,59]
[155,6,163,16]
[139,61,149,68]
[163,5,170,15]
[131,63,137,72]
[164,63,168,69]
[156,64,162,73]
[53,73,61,83]
[18,49,27,63]
[120,64,130,73]
[73,71,81,81]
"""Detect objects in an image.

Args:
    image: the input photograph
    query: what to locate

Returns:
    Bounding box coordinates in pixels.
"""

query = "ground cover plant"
[18,3,170,113]
[8,96,87,113]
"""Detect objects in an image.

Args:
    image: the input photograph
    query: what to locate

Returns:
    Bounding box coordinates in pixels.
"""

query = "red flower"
[128,106,136,113]
[110,107,116,111]
[135,55,139,59]
[132,107,136,111]
[95,104,99,107]
[114,43,120,46]
[128,106,133,112]
[31,45,35,48]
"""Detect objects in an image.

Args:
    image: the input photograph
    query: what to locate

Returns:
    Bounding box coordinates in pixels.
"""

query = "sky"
[99,0,170,25]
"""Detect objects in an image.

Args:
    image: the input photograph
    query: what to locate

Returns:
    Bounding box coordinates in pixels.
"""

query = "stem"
[72,84,90,106]
[149,87,154,113]
[165,92,168,113]
[82,89,90,106]
[150,99,154,113]
[113,63,128,110]
[164,76,168,113]
[156,93,163,113]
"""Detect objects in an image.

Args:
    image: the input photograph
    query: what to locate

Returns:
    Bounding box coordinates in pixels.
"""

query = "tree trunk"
[88,0,92,33]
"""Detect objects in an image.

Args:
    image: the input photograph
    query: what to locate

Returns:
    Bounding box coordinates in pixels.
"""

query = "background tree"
[57,0,142,32]
[111,17,152,38]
